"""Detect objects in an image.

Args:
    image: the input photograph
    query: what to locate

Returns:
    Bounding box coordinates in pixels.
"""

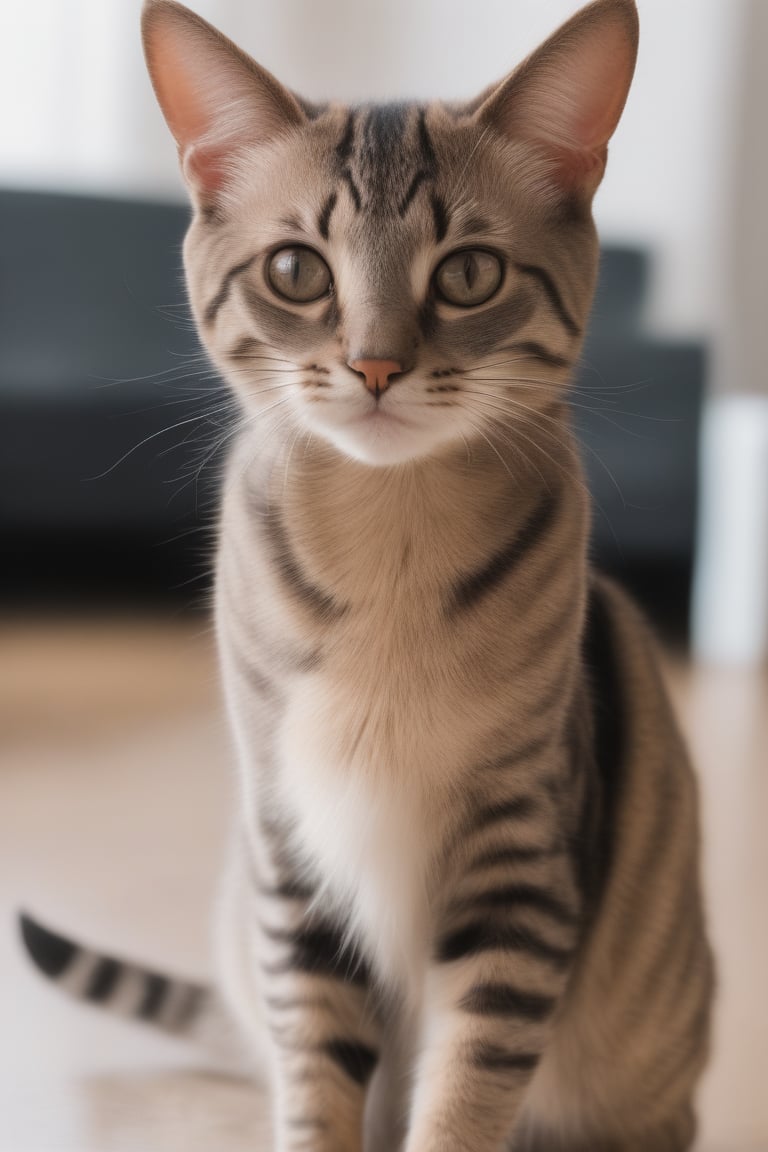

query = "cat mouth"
[350,406,413,432]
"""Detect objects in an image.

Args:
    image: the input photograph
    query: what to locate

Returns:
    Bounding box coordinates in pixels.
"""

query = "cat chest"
[271,661,466,993]
[260,598,533,989]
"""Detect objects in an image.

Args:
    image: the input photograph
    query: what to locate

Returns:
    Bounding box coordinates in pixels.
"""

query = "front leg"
[406,827,580,1152]
[257,872,380,1152]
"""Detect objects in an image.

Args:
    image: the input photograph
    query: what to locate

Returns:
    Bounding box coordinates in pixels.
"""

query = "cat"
[20,1,714,1149]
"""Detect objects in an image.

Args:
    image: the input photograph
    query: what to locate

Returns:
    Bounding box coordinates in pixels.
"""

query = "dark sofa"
[0,188,705,630]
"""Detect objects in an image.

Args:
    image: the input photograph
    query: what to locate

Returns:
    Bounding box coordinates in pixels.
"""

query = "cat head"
[143,0,638,467]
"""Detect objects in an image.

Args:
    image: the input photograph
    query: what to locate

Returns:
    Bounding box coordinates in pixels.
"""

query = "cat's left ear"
[142,0,305,205]
[476,0,639,199]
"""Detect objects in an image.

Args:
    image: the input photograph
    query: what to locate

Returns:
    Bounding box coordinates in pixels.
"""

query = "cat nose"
[348,359,403,397]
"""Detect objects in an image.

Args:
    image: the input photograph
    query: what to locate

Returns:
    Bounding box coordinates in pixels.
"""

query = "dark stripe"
[260,879,316,901]
[470,1044,540,1073]
[227,336,262,362]
[296,96,329,121]
[460,982,555,1020]
[452,884,578,925]
[19,914,77,979]
[321,291,341,333]
[84,957,121,1002]
[448,491,558,615]
[204,256,256,325]
[335,110,356,164]
[466,845,562,872]
[317,190,338,240]
[515,263,581,336]
[474,730,554,774]
[227,637,282,702]
[263,506,347,622]
[220,570,321,675]
[137,973,170,1021]
[436,920,574,968]
[465,795,538,837]
[262,924,370,986]
[579,580,625,905]
[417,107,438,174]
[363,104,408,163]
[199,202,225,226]
[287,1117,328,1132]
[398,170,428,216]
[340,168,362,211]
[323,1039,378,1086]
[170,984,206,1030]
[430,192,449,243]
[500,340,571,370]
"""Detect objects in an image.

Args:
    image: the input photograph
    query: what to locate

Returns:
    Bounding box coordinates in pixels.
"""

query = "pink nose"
[348,359,403,397]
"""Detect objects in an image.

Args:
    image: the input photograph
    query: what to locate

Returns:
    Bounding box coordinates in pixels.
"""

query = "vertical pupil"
[290,252,300,287]
[463,253,477,292]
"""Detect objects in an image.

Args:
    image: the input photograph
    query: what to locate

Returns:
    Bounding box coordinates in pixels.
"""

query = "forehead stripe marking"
[204,256,256,326]
[336,110,356,164]
[398,107,449,242]
[334,109,362,211]
[398,170,429,216]
[430,192,449,243]
[515,263,581,337]
[340,168,362,212]
[362,104,409,164]
[317,190,338,240]
[416,108,438,174]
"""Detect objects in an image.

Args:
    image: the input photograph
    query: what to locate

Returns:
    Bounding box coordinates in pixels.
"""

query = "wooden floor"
[1,615,766,1151]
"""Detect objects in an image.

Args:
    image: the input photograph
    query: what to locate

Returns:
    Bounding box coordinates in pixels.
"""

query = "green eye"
[434,249,503,307]
[267,246,332,303]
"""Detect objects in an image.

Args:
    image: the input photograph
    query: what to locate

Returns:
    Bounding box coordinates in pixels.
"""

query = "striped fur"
[21,3,714,1150]
[18,915,213,1038]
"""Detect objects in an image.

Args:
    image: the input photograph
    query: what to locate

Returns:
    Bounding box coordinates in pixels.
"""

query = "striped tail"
[18,911,248,1070]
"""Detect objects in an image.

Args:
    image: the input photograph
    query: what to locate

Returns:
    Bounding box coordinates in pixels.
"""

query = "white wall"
[0,0,746,340]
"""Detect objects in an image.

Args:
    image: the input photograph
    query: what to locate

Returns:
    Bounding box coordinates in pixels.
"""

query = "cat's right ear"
[141,0,304,205]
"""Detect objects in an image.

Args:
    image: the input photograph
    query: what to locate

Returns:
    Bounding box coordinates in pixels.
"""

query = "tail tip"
[18,911,78,979]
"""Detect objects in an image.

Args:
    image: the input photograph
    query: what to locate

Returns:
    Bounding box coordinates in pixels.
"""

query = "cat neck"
[253,421,588,598]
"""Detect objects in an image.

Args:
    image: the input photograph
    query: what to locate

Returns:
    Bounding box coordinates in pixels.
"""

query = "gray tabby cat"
[20,1,714,1148]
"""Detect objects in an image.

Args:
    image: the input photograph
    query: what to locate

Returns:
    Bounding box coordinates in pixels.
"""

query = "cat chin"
[308,419,452,468]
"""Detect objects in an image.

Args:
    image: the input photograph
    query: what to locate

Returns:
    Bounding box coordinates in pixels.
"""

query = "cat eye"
[267,246,332,303]
[434,249,503,307]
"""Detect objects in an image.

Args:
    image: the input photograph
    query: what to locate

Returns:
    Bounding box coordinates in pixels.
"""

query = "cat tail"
[17,910,250,1073]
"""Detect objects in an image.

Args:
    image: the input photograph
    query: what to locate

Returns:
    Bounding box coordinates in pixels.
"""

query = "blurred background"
[0,2,766,1150]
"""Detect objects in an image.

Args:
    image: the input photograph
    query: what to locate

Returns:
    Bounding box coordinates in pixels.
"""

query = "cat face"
[143,0,638,467]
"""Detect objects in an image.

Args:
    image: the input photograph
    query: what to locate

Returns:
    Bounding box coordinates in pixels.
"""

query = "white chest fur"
[273,673,441,999]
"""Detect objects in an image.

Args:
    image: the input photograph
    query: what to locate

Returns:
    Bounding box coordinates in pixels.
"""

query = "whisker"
[86,412,226,480]
[463,415,516,482]
[462,395,585,496]
[463,393,624,543]
[464,377,649,421]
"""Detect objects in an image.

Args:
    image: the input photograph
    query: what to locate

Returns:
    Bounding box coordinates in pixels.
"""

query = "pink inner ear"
[149,41,212,155]
[565,30,637,153]
[548,42,633,189]
[183,142,231,195]
[485,6,638,196]
[147,35,227,195]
